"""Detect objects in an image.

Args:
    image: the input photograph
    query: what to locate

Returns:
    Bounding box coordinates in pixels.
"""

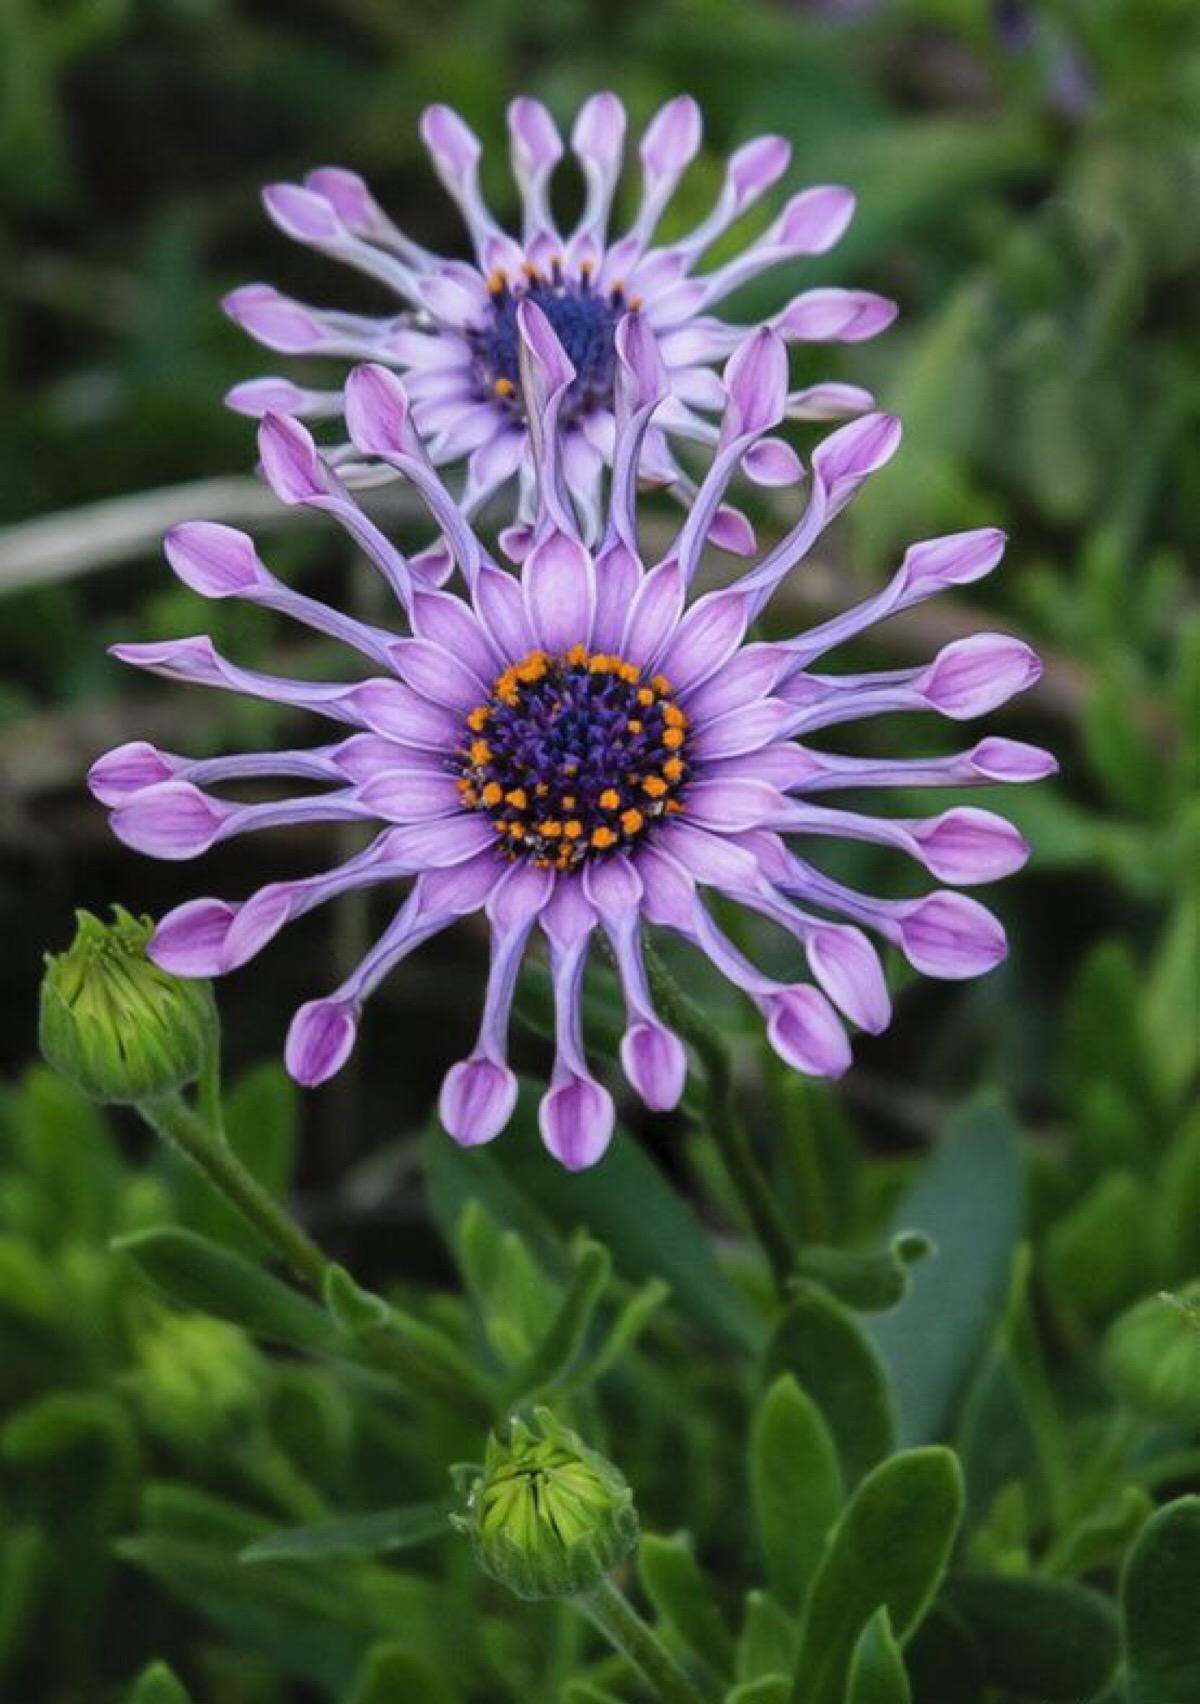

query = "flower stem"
[645,946,796,1292]
[140,1091,329,1291]
[579,1576,709,1704]
[138,1090,493,1419]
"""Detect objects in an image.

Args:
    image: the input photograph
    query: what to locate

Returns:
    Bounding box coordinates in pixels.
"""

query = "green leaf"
[564,1684,629,1704]
[323,1264,390,1333]
[870,1096,1021,1445]
[638,1531,734,1675]
[750,1375,843,1613]
[944,1575,1120,1701]
[1043,1172,1152,1323]
[1045,1484,1153,1580]
[0,1522,48,1680]
[1123,1496,1200,1704]
[242,1502,452,1564]
[726,1680,789,1704]
[456,1198,556,1365]
[343,1639,459,1704]
[503,1238,612,1405]
[846,1609,910,1704]
[790,1447,964,1704]
[114,1227,339,1354]
[125,1662,193,1704]
[792,1235,932,1315]
[765,1287,895,1487]
[737,1591,799,1685]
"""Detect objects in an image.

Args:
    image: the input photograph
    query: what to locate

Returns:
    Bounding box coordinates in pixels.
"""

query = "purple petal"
[286,999,359,1085]
[812,412,903,512]
[684,778,783,833]
[164,522,267,599]
[150,899,238,975]
[806,924,891,1034]
[723,327,789,436]
[439,1057,519,1146]
[970,737,1058,782]
[88,741,180,806]
[344,363,421,459]
[775,185,856,253]
[917,635,1042,719]
[709,505,757,556]
[744,437,803,486]
[640,95,702,181]
[621,1022,687,1111]
[896,891,1008,979]
[655,589,746,690]
[508,96,563,173]
[523,530,595,653]
[572,91,626,169]
[388,637,486,711]
[911,807,1030,884]
[729,135,791,200]
[111,781,228,860]
[764,986,852,1076]
[539,1073,615,1171]
[349,679,462,748]
[262,182,344,245]
[305,166,379,234]
[900,528,1007,593]
[258,413,330,504]
[223,286,330,354]
[776,288,898,343]
[420,104,481,181]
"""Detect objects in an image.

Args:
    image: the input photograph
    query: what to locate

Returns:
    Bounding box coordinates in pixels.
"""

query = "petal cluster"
[95,304,1052,1170]
[224,94,894,558]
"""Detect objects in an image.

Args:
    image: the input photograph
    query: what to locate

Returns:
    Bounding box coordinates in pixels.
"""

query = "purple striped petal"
[917,635,1042,719]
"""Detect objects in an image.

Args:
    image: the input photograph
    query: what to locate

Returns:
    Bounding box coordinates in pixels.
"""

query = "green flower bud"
[1104,1283,1200,1422]
[454,1408,638,1600]
[40,908,214,1104]
[130,1304,260,1447]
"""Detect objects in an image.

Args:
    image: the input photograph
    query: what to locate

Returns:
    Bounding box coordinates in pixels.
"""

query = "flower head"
[225,94,893,561]
[94,306,1053,1169]
[453,1407,638,1600]
[40,907,215,1104]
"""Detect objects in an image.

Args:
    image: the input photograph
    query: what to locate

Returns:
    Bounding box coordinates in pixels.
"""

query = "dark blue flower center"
[468,265,632,422]
[453,648,690,870]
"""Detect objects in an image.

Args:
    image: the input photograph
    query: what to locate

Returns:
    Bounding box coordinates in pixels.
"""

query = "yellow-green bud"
[454,1408,638,1600]
[1104,1283,1200,1423]
[40,908,214,1104]
[130,1304,260,1447]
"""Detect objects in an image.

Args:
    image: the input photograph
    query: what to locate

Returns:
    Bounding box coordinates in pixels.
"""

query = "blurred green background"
[0,1,1198,1700]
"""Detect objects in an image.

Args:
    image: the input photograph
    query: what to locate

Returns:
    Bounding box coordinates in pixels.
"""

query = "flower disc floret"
[455,647,688,869]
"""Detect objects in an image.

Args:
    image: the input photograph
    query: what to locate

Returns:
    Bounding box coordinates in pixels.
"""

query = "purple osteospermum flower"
[223,93,895,562]
[93,307,1053,1170]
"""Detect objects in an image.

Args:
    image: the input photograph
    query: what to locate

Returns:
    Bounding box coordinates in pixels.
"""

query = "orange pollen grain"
[642,776,668,798]
[470,740,492,764]
[599,789,621,811]
[481,782,503,807]
[505,788,527,810]
[620,809,644,835]
[664,704,687,729]
[662,727,685,749]
[663,758,684,781]
[493,377,516,398]
[591,826,617,849]
[564,820,584,840]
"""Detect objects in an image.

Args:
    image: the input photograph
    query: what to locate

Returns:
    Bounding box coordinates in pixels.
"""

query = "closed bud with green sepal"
[454,1408,638,1600]
[40,908,215,1104]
